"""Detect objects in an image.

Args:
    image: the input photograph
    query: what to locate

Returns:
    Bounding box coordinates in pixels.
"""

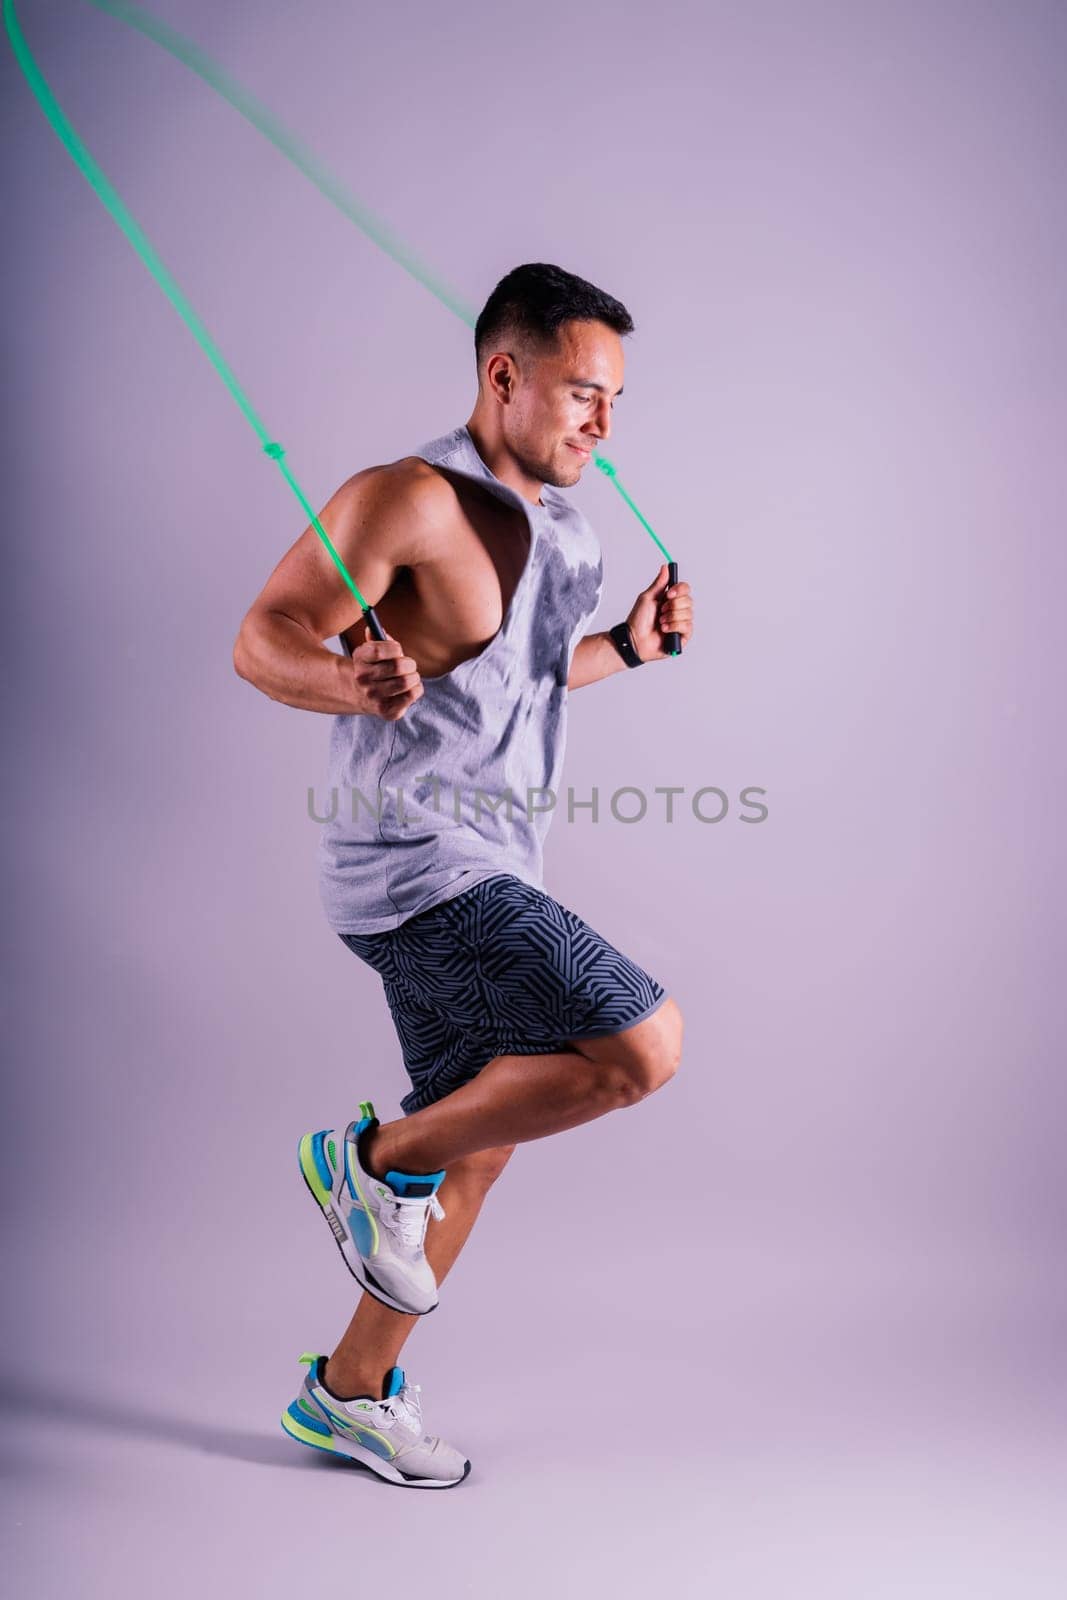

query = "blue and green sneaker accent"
[298,1101,446,1315]
[281,1352,471,1489]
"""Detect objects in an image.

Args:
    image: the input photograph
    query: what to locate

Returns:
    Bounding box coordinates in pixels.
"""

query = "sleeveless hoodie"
[316,423,604,932]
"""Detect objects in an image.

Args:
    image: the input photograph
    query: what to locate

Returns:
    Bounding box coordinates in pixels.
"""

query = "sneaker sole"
[280,1404,470,1489]
[297,1132,438,1317]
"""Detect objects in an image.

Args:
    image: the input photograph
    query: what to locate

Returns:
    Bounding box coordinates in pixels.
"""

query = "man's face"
[503,319,625,488]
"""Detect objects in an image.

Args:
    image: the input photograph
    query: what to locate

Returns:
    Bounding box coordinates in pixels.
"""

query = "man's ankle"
[359,1124,391,1181]
[323,1357,382,1403]
[360,1122,439,1182]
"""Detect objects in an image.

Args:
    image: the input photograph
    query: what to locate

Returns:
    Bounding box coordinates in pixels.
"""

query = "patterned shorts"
[337,872,669,1115]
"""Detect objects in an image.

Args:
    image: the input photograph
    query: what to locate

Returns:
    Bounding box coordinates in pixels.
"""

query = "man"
[233,262,694,1488]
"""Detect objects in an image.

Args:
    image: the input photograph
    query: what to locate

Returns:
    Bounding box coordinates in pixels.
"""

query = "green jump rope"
[4,0,682,655]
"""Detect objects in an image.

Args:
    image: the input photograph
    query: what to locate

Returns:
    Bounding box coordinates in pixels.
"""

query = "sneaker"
[298,1100,445,1315]
[280,1352,471,1489]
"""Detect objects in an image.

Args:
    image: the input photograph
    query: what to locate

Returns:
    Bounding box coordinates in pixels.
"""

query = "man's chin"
[542,457,582,489]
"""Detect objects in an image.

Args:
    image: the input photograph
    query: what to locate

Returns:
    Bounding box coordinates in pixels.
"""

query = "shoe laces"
[382,1190,446,1254]
[378,1380,423,1432]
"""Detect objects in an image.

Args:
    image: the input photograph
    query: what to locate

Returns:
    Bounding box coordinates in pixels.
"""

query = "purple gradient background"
[3,0,1065,1592]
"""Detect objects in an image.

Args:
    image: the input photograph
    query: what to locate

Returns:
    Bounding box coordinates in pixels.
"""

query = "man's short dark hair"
[474,262,634,374]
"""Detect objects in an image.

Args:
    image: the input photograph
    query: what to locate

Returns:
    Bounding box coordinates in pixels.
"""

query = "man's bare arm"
[232,464,432,717]
[567,632,630,690]
[568,565,695,689]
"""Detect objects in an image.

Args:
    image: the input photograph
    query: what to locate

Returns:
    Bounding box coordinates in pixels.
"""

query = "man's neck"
[463,414,544,507]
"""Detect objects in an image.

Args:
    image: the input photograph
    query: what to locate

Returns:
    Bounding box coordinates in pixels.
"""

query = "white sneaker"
[298,1101,445,1315]
[281,1352,471,1488]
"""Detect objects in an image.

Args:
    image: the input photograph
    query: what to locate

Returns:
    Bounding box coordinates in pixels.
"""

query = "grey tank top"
[316,423,604,932]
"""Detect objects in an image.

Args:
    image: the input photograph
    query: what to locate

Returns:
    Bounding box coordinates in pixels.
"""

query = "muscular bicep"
[239,463,432,643]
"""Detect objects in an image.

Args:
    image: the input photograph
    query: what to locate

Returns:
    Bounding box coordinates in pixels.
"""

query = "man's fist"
[626,562,695,662]
[349,628,424,720]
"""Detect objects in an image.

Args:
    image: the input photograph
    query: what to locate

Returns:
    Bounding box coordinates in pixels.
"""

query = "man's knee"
[617,997,684,1098]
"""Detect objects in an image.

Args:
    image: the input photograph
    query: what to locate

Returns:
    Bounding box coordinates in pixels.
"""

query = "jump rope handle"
[361,605,388,643]
[664,561,683,657]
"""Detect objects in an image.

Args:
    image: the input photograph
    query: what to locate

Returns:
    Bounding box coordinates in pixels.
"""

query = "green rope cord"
[5,0,673,607]
[87,0,671,560]
[4,0,371,613]
[87,0,482,332]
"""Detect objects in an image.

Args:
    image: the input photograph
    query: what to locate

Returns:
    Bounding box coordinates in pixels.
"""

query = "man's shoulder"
[340,453,460,527]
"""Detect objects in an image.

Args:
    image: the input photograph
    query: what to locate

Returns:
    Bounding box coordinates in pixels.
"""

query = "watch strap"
[608,621,644,668]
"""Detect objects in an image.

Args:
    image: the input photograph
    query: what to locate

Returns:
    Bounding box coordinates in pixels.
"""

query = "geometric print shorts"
[337,872,669,1115]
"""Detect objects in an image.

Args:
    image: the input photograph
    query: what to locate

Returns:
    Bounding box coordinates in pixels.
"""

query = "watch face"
[611,624,640,666]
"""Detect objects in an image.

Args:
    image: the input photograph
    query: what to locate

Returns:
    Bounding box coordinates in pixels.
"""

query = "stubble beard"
[518,440,579,490]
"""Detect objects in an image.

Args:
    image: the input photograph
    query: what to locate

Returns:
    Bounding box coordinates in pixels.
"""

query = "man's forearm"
[233,611,359,713]
[567,631,629,691]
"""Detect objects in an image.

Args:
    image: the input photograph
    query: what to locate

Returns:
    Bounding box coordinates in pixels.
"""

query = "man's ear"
[485,350,516,403]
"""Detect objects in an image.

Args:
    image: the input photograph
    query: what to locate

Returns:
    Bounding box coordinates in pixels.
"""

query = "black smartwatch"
[608,621,644,668]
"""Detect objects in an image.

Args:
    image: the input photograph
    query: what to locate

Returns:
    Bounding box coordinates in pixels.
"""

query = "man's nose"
[585,397,612,441]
